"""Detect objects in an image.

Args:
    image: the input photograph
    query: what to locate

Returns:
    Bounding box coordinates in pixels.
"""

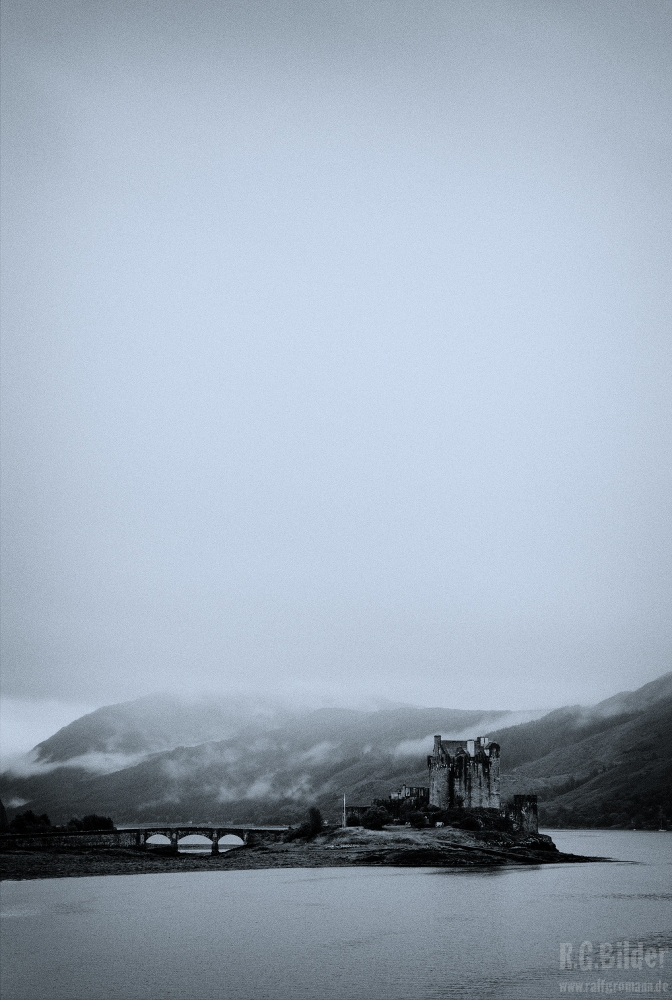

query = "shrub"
[458,814,482,831]
[406,811,427,829]
[361,807,390,831]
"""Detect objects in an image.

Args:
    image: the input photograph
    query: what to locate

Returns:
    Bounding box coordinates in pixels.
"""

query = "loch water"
[1,830,670,1000]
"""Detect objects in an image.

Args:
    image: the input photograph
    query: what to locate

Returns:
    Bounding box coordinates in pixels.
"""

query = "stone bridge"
[0,825,289,854]
[123,824,289,853]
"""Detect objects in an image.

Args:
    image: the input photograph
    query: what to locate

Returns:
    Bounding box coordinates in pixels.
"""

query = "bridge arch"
[129,824,287,852]
[219,834,245,848]
[177,834,213,853]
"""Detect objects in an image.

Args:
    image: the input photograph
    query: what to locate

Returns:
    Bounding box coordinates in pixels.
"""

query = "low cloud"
[216,784,239,803]
[392,735,436,758]
[476,709,550,732]
[283,774,313,800]
[161,759,192,783]
[299,742,338,764]
[391,710,549,758]
[1,749,147,778]
[245,777,274,799]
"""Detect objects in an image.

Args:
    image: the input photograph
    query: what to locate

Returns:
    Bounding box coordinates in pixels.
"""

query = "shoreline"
[1,832,608,882]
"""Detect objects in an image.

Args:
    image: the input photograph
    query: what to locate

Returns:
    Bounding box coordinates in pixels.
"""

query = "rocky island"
[0,822,606,882]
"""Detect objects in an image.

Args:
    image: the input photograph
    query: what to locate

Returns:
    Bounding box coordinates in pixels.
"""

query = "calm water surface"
[1,830,670,1000]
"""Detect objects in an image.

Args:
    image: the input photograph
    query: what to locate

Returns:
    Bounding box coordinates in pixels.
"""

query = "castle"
[427,733,538,833]
[346,732,538,834]
[427,734,501,810]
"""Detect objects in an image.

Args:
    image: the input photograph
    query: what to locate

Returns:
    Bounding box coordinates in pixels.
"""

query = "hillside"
[492,672,672,827]
[0,700,521,824]
[1,674,670,828]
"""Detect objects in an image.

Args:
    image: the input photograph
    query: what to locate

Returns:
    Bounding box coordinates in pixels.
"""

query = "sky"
[1,0,671,753]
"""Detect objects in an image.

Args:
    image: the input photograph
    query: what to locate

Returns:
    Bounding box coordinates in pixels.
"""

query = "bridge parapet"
[0,830,136,850]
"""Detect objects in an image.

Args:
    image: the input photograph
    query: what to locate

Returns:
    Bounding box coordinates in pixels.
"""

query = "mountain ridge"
[2,673,670,829]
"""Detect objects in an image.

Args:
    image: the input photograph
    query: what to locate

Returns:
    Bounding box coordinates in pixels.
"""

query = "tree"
[81,815,115,830]
[9,810,51,833]
[284,807,324,842]
[307,808,323,836]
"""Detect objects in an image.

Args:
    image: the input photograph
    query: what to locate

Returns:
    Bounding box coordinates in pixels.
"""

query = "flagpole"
[342,793,346,828]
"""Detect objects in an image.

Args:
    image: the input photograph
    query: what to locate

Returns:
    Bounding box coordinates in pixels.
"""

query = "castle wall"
[428,760,451,810]
[428,735,501,811]
[505,795,538,834]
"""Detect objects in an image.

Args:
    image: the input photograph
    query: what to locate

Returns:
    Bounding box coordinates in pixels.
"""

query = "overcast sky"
[1,0,671,749]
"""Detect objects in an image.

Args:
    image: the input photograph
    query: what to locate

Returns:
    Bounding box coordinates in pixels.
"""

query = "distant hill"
[1,674,670,829]
[31,692,290,762]
[494,673,672,828]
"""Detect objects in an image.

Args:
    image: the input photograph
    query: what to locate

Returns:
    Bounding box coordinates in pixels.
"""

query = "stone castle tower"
[427,735,501,810]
